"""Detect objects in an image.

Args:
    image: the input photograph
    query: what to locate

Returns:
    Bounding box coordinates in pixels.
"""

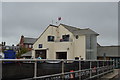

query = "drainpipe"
[103,53,106,60]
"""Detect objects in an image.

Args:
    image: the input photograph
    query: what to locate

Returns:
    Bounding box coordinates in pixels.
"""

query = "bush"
[16,47,29,58]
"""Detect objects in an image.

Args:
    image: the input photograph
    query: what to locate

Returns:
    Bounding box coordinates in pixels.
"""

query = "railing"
[0,59,114,80]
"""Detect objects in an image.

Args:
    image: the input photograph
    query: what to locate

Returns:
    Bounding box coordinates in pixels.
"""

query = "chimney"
[3,42,6,46]
[2,42,6,46]
[21,35,24,38]
[2,42,3,46]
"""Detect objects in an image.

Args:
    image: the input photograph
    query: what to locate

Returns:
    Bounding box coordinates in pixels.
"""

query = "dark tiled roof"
[24,37,37,44]
[60,24,99,36]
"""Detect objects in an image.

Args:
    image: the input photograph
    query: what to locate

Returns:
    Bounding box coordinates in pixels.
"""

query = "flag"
[58,17,61,21]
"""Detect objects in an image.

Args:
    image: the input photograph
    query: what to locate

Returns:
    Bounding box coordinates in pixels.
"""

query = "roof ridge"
[60,23,80,29]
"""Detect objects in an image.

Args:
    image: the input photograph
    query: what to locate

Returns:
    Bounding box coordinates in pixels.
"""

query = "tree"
[16,47,29,58]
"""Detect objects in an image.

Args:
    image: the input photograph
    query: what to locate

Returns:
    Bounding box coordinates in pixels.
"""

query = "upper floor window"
[48,36,54,42]
[62,35,69,41]
[75,35,79,39]
[39,44,42,48]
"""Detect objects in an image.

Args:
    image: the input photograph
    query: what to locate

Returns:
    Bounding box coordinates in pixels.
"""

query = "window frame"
[62,34,70,41]
[47,36,55,42]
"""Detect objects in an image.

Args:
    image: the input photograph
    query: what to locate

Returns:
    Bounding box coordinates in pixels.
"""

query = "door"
[56,52,67,59]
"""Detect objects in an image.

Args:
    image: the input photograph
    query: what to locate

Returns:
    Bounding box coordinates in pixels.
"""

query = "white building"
[32,24,99,60]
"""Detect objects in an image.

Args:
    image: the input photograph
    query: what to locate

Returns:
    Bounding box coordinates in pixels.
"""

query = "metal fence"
[0,59,114,80]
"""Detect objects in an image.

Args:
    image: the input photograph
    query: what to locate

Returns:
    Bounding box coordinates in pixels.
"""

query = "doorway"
[56,52,67,59]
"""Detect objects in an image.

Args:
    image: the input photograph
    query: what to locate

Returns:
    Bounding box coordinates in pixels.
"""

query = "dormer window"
[48,36,54,42]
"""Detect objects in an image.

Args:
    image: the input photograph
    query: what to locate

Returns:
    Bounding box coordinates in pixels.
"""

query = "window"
[48,36,54,42]
[62,35,69,41]
[76,35,79,39]
[39,44,42,48]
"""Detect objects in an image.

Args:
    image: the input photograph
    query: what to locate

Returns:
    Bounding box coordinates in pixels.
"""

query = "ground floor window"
[111,57,120,69]
[35,50,46,59]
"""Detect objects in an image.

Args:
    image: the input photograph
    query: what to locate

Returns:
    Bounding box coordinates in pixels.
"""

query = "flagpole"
[57,17,61,25]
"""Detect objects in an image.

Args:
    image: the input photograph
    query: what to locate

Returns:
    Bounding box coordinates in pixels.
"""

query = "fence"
[0,59,114,80]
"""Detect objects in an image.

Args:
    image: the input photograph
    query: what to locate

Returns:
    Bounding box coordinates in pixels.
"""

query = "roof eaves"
[34,24,58,44]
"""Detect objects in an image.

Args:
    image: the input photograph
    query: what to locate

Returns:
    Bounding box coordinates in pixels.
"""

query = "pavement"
[99,69,120,80]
